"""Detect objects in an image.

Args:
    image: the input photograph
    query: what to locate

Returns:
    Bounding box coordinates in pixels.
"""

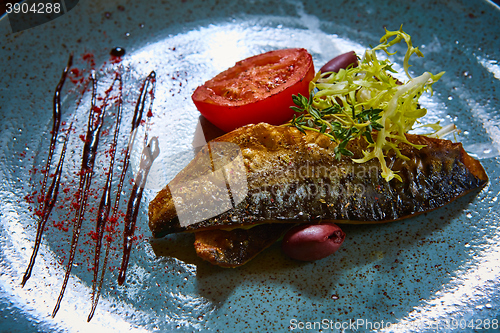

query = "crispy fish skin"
[149,123,488,238]
[194,223,294,267]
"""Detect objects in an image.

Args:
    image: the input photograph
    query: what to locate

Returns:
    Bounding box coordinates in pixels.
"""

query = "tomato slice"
[192,48,315,132]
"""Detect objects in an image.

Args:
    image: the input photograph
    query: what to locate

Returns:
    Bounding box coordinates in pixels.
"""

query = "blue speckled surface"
[1,0,500,332]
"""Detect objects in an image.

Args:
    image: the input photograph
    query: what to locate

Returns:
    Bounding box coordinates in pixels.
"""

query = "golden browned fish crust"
[194,223,293,267]
[149,123,488,238]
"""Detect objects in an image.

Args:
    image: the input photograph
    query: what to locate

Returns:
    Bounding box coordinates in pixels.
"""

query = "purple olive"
[319,51,358,73]
[282,223,346,261]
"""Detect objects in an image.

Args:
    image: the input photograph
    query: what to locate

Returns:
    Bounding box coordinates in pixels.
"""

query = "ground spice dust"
[20,52,159,322]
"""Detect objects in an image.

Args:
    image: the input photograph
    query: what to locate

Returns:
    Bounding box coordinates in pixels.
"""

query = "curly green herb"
[286,26,445,182]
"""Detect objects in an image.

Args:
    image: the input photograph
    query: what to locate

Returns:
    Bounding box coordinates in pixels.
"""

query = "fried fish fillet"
[193,223,294,267]
[149,123,487,240]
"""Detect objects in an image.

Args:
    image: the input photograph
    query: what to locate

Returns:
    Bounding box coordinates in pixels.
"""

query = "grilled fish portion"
[149,123,488,238]
[194,223,293,267]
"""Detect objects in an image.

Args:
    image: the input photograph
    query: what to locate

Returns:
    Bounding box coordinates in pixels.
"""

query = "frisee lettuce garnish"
[287,26,445,182]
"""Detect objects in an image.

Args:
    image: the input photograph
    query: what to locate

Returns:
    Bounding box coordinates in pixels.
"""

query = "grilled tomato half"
[192,48,315,132]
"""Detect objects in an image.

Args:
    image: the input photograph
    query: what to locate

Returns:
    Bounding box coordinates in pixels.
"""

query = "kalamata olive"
[319,51,358,73]
[281,223,346,261]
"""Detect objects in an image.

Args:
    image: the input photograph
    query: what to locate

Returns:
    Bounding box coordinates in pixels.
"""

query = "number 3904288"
[6,2,61,14]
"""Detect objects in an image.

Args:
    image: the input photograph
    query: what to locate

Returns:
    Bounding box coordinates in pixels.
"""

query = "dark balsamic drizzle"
[118,137,159,285]
[87,73,123,322]
[52,71,119,318]
[110,47,126,57]
[21,54,73,288]
[115,70,156,285]
[23,56,159,320]
[88,70,156,320]
[115,70,156,216]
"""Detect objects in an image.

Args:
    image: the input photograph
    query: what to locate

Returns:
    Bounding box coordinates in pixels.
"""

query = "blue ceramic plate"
[1,0,500,332]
